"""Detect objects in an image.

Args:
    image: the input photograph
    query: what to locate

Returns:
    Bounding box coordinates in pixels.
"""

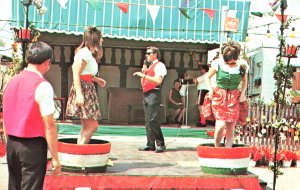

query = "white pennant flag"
[57,0,68,9]
[227,10,237,18]
[147,5,160,25]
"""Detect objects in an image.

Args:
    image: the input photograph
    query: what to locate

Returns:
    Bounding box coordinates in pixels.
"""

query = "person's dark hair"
[240,64,247,77]
[76,26,103,61]
[200,64,209,72]
[27,41,53,65]
[174,78,180,84]
[147,46,160,60]
[221,41,241,62]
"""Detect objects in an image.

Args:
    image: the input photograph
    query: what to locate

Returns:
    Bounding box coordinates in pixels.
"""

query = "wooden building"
[11,0,251,124]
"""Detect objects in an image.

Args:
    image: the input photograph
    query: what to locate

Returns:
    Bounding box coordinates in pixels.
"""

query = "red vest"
[3,70,46,138]
[142,61,160,92]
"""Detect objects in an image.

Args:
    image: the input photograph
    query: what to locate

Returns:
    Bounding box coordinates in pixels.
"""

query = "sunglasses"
[145,52,154,56]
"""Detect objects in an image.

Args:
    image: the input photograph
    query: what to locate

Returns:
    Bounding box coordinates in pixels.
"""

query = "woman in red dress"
[205,41,248,147]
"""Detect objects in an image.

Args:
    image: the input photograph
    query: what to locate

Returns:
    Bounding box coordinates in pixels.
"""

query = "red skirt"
[211,87,240,122]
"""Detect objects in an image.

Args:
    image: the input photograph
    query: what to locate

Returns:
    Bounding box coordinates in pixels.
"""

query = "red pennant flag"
[275,14,288,23]
[116,2,129,13]
[201,8,215,20]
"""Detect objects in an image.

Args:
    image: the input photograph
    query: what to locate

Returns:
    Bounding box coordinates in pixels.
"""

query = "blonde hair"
[76,26,103,61]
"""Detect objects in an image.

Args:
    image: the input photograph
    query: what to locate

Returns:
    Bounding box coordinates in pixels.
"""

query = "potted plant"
[281,149,296,167]
[250,146,265,167]
[265,148,283,167]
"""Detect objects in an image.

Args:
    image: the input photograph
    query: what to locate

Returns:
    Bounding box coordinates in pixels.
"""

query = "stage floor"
[44,135,264,189]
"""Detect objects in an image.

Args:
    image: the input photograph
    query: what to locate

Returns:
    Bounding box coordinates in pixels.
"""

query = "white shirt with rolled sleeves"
[197,72,209,91]
[153,60,167,78]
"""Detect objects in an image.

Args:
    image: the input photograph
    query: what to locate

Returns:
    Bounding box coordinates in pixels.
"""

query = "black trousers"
[143,89,165,148]
[6,135,48,190]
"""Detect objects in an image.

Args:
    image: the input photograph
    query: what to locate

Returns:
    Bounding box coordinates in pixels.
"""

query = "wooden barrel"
[58,138,111,173]
[197,143,251,175]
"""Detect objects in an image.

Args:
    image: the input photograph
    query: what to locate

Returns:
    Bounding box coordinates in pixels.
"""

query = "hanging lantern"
[32,0,47,15]
[245,33,250,42]
[267,29,271,38]
[290,27,295,38]
[227,32,233,42]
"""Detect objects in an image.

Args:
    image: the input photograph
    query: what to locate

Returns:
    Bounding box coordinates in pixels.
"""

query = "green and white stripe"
[198,157,250,175]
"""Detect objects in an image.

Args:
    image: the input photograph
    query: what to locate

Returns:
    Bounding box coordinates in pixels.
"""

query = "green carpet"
[57,123,211,139]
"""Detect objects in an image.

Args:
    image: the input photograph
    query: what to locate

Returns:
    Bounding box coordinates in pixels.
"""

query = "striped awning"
[11,0,251,44]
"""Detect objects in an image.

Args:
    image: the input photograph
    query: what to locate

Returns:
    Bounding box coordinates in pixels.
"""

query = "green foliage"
[7,56,23,76]
[270,14,295,187]
[268,164,284,177]
[273,56,294,104]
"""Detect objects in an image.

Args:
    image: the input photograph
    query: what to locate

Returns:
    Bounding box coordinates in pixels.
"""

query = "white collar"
[24,67,43,78]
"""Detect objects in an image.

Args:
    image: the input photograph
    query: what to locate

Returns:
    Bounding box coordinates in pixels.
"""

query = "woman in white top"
[194,64,209,127]
[66,26,106,144]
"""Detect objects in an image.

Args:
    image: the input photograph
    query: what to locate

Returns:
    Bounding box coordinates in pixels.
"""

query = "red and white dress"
[210,59,248,122]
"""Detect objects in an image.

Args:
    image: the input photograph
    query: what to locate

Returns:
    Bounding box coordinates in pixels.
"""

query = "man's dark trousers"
[6,135,48,190]
[143,89,165,148]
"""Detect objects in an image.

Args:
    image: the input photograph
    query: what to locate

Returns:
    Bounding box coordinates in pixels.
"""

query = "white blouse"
[211,58,249,74]
[74,47,98,75]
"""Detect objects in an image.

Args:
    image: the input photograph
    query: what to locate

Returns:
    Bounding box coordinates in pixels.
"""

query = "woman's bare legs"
[77,119,99,144]
[225,122,236,148]
[214,120,226,147]
[177,108,186,123]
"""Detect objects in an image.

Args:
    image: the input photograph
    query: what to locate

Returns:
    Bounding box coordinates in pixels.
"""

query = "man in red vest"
[133,46,167,153]
[3,41,61,189]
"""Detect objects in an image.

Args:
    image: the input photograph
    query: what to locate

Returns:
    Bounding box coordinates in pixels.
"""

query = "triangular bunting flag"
[147,5,160,24]
[251,12,263,17]
[275,14,288,23]
[179,8,192,19]
[115,2,129,13]
[270,1,280,11]
[201,8,215,20]
[227,10,237,18]
[0,39,5,47]
[269,0,279,7]
[87,0,102,11]
[56,0,68,9]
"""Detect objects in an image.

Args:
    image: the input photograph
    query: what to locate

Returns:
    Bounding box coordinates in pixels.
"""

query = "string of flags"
[250,0,299,24]
[53,0,249,34]
[55,0,225,21]
[84,0,218,21]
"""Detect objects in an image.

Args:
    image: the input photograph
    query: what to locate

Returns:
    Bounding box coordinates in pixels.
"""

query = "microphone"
[143,60,151,67]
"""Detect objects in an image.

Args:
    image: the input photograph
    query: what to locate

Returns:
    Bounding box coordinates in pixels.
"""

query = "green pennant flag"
[0,39,5,47]
[251,12,263,17]
[86,0,102,11]
[179,8,192,19]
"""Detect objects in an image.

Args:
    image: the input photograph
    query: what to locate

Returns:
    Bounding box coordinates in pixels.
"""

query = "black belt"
[144,88,161,95]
